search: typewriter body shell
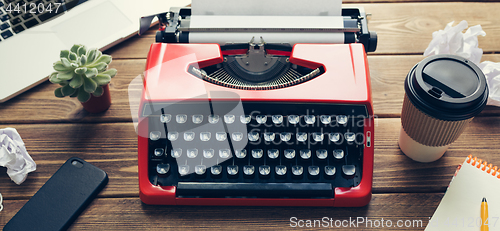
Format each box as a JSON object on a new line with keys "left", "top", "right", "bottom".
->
{"left": 138, "top": 6, "right": 376, "bottom": 207}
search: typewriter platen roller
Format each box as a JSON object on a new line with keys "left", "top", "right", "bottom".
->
{"left": 138, "top": 0, "right": 376, "bottom": 207}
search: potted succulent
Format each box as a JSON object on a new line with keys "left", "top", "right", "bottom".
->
{"left": 49, "top": 44, "right": 117, "bottom": 113}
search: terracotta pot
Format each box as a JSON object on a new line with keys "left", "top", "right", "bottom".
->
{"left": 81, "top": 84, "right": 111, "bottom": 113}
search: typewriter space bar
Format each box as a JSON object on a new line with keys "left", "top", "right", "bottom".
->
{"left": 177, "top": 182, "right": 334, "bottom": 198}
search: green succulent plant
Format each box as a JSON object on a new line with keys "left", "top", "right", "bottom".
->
{"left": 49, "top": 44, "right": 117, "bottom": 103}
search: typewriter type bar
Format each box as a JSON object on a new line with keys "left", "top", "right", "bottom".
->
{"left": 137, "top": 42, "right": 375, "bottom": 207}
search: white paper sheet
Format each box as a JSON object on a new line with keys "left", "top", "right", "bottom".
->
{"left": 425, "top": 158, "right": 500, "bottom": 230}
{"left": 191, "top": 0, "right": 342, "bottom": 16}
{"left": 188, "top": 32, "right": 344, "bottom": 45}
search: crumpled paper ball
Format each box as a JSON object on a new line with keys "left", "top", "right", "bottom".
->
{"left": 479, "top": 61, "right": 500, "bottom": 107}
{"left": 0, "top": 128, "right": 36, "bottom": 185}
{"left": 424, "top": 20, "right": 500, "bottom": 106}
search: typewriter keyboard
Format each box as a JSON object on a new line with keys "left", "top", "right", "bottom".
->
{"left": 145, "top": 102, "right": 368, "bottom": 198}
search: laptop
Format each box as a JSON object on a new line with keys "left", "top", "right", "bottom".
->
{"left": 0, "top": 0, "right": 190, "bottom": 103}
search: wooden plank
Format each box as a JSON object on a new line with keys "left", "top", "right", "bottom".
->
{"left": 361, "top": 2, "right": 500, "bottom": 54}
{"left": 1, "top": 117, "right": 499, "bottom": 198}
{"left": 105, "top": 2, "right": 500, "bottom": 59}
{"left": 0, "top": 59, "right": 146, "bottom": 124}
{"left": 369, "top": 54, "right": 500, "bottom": 117}
{"left": 0, "top": 193, "right": 441, "bottom": 230}
{"left": 0, "top": 123, "right": 139, "bottom": 199}
{"left": 2, "top": 54, "right": 500, "bottom": 123}
{"left": 371, "top": 116, "right": 500, "bottom": 193}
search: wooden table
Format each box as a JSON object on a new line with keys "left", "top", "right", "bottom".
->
{"left": 1, "top": 1, "right": 500, "bottom": 230}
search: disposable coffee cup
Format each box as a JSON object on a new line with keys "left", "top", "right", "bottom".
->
{"left": 399, "top": 54, "right": 488, "bottom": 162}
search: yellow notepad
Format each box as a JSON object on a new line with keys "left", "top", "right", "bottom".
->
{"left": 426, "top": 155, "right": 500, "bottom": 231}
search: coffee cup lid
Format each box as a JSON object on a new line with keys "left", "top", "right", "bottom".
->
{"left": 405, "top": 54, "right": 488, "bottom": 121}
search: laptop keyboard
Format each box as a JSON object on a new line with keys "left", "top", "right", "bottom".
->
{"left": 0, "top": 0, "right": 87, "bottom": 41}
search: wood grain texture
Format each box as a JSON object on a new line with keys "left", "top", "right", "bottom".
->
{"left": 104, "top": 2, "right": 500, "bottom": 59}
{"left": 2, "top": 2, "right": 500, "bottom": 230}
{"left": 2, "top": 54, "right": 500, "bottom": 124}
{"left": 361, "top": 3, "right": 500, "bottom": 54}
{"left": 0, "top": 193, "right": 441, "bottom": 230}
{"left": 1, "top": 117, "right": 498, "bottom": 199}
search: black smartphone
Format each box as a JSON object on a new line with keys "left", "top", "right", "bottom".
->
{"left": 4, "top": 157, "right": 108, "bottom": 231}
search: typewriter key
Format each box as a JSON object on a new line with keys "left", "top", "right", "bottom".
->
{"left": 203, "top": 149, "right": 214, "bottom": 159}
{"left": 316, "top": 149, "right": 328, "bottom": 160}
{"left": 240, "top": 115, "right": 251, "bottom": 124}
{"left": 178, "top": 165, "right": 190, "bottom": 176}
{"left": 252, "top": 149, "right": 263, "bottom": 159}
{"left": 224, "top": 114, "right": 235, "bottom": 124}
{"left": 312, "top": 132, "right": 324, "bottom": 142}
{"left": 232, "top": 132, "right": 244, "bottom": 142}
{"left": 243, "top": 165, "right": 255, "bottom": 177}
{"left": 300, "top": 149, "right": 311, "bottom": 160}
{"left": 160, "top": 114, "right": 171, "bottom": 123}
{"left": 284, "top": 149, "right": 295, "bottom": 159}
{"left": 268, "top": 149, "right": 279, "bottom": 159}
{"left": 288, "top": 115, "right": 299, "bottom": 125}
{"left": 176, "top": 114, "right": 187, "bottom": 123}
{"left": 195, "top": 165, "right": 207, "bottom": 176}
{"left": 259, "top": 165, "right": 271, "bottom": 178}
{"left": 167, "top": 132, "right": 179, "bottom": 141}
{"left": 308, "top": 166, "right": 320, "bottom": 179}
{"left": 227, "top": 165, "right": 239, "bottom": 177}
{"left": 324, "top": 166, "right": 336, "bottom": 179}
{"left": 216, "top": 132, "right": 227, "bottom": 141}
{"left": 248, "top": 132, "right": 259, "bottom": 142}
{"left": 208, "top": 114, "right": 220, "bottom": 124}
{"left": 304, "top": 115, "right": 315, "bottom": 124}
{"left": 342, "top": 165, "right": 356, "bottom": 179}
{"left": 263, "top": 132, "right": 275, "bottom": 142}
{"left": 156, "top": 163, "right": 170, "bottom": 176}
{"left": 211, "top": 165, "right": 223, "bottom": 178}
{"left": 187, "top": 149, "right": 198, "bottom": 158}
{"left": 200, "top": 132, "right": 211, "bottom": 142}
{"left": 219, "top": 149, "right": 231, "bottom": 159}
{"left": 329, "top": 132, "right": 341, "bottom": 142}
{"left": 275, "top": 165, "right": 287, "bottom": 178}
{"left": 235, "top": 149, "right": 247, "bottom": 159}
{"left": 171, "top": 148, "right": 182, "bottom": 158}
{"left": 280, "top": 132, "right": 292, "bottom": 142}
{"left": 296, "top": 132, "right": 307, "bottom": 142}
{"left": 336, "top": 115, "right": 348, "bottom": 125}
{"left": 292, "top": 165, "right": 304, "bottom": 178}
{"left": 345, "top": 132, "right": 356, "bottom": 142}
{"left": 320, "top": 115, "right": 331, "bottom": 124}
{"left": 192, "top": 115, "right": 203, "bottom": 124}
{"left": 272, "top": 115, "right": 283, "bottom": 124}
{"left": 333, "top": 149, "right": 344, "bottom": 160}
{"left": 149, "top": 131, "right": 161, "bottom": 141}
{"left": 153, "top": 148, "right": 164, "bottom": 158}
{"left": 256, "top": 115, "right": 267, "bottom": 124}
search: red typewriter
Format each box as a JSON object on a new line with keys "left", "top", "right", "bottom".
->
{"left": 137, "top": 2, "right": 377, "bottom": 207}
